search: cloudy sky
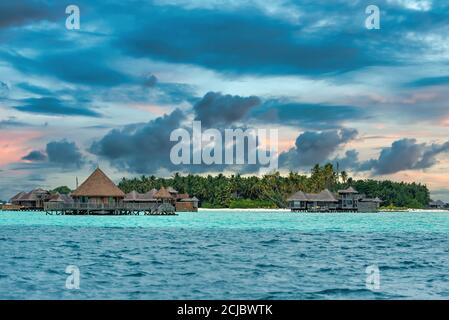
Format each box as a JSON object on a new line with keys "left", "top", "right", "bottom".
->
{"left": 1, "top": 0, "right": 449, "bottom": 200}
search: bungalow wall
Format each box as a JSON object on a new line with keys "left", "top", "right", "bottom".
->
{"left": 358, "top": 201, "right": 380, "bottom": 212}
{"left": 288, "top": 200, "right": 307, "bottom": 209}
{"left": 73, "top": 196, "right": 123, "bottom": 206}
{"left": 339, "top": 193, "right": 359, "bottom": 210}
{"left": 175, "top": 202, "right": 197, "bottom": 212}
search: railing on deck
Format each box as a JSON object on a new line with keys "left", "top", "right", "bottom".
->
{"left": 44, "top": 202, "right": 160, "bottom": 211}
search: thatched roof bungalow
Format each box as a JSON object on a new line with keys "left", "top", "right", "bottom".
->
{"left": 48, "top": 193, "right": 73, "bottom": 203}
{"left": 10, "top": 188, "right": 51, "bottom": 209}
{"left": 124, "top": 190, "right": 157, "bottom": 203}
{"left": 154, "top": 187, "right": 173, "bottom": 203}
{"left": 71, "top": 168, "right": 125, "bottom": 205}
{"left": 337, "top": 186, "right": 358, "bottom": 194}
{"left": 287, "top": 189, "right": 338, "bottom": 211}
{"left": 288, "top": 187, "right": 382, "bottom": 212}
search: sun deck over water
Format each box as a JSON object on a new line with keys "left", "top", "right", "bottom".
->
{"left": 44, "top": 202, "right": 176, "bottom": 215}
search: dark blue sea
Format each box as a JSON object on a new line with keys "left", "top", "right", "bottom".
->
{"left": 1, "top": 210, "right": 449, "bottom": 299}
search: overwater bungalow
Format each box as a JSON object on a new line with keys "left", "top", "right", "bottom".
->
{"left": 177, "top": 196, "right": 199, "bottom": 212}
{"left": 71, "top": 168, "right": 125, "bottom": 207}
{"left": 44, "top": 168, "right": 175, "bottom": 215}
{"left": 154, "top": 187, "right": 173, "bottom": 203}
{"left": 428, "top": 200, "right": 447, "bottom": 209}
{"left": 10, "top": 188, "right": 51, "bottom": 210}
{"left": 287, "top": 189, "right": 338, "bottom": 212}
{"left": 124, "top": 190, "right": 157, "bottom": 203}
{"left": 338, "top": 186, "right": 359, "bottom": 210}
{"left": 358, "top": 197, "right": 382, "bottom": 212}
{"left": 287, "top": 187, "right": 382, "bottom": 212}
{"left": 47, "top": 193, "right": 73, "bottom": 204}
{"left": 124, "top": 187, "right": 198, "bottom": 212}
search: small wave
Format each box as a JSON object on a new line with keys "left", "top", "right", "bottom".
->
{"left": 124, "top": 271, "right": 148, "bottom": 277}
{"left": 259, "top": 239, "right": 279, "bottom": 245}
{"left": 255, "top": 263, "right": 284, "bottom": 269}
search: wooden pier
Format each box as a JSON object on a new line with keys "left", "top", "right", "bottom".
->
{"left": 44, "top": 202, "right": 176, "bottom": 215}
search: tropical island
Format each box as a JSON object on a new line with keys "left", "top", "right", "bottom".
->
{"left": 2, "top": 164, "right": 438, "bottom": 213}
{"left": 117, "top": 163, "right": 431, "bottom": 210}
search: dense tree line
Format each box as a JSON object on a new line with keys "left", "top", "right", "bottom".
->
{"left": 117, "top": 164, "right": 431, "bottom": 208}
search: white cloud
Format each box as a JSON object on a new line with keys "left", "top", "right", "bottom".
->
{"left": 387, "top": 0, "right": 432, "bottom": 11}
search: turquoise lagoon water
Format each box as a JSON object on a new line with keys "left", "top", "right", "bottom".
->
{"left": 1, "top": 210, "right": 449, "bottom": 299}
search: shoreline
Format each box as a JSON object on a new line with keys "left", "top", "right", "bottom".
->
{"left": 198, "top": 208, "right": 291, "bottom": 212}
{"left": 199, "top": 208, "right": 449, "bottom": 213}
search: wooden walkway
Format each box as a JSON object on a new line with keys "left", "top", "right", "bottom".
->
{"left": 44, "top": 202, "right": 177, "bottom": 215}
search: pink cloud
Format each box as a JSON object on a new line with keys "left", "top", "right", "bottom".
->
{"left": 0, "top": 131, "right": 42, "bottom": 167}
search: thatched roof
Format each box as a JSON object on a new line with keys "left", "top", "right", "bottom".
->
{"left": 287, "top": 189, "right": 338, "bottom": 202}
{"left": 429, "top": 200, "right": 445, "bottom": 206}
{"left": 167, "top": 186, "right": 178, "bottom": 194}
{"left": 71, "top": 168, "right": 125, "bottom": 197}
{"left": 360, "top": 197, "right": 382, "bottom": 203}
{"left": 154, "top": 187, "right": 172, "bottom": 199}
{"left": 287, "top": 191, "right": 308, "bottom": 201}
{"left": 338, "top": 186, "right": 358, "bottom": 194}
{"left": 177, "top": 193, "right": 190, "bottom": 200}
{"left": 10, "top": 191, "right": 26, "bottom": 202}
{"left": 305, "top": 189, "right": 337, "bottom": 202}
{"left": 13, "top": 189, "right": 50, "bottom": 201}
{"left": 124, "top": 190, "right": 139, "bottom": 201}
{"left": 181, "top": 196, "right": 199, "bottom": 202}
{"left": 124, "top": 190, "right": 156, "bottom": 202}
{"left": 48, "top": 193, "right": 73, "bottom": 203}
{"left": 146, "top": 188, "right": 158, "bottom": 197}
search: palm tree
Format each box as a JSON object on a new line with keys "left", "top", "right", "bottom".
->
{"left": 340, "top": 171, "right": 348, "bottom": 184}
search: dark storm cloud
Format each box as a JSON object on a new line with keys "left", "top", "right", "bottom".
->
{"left": 279, "top": 128, "right": 358, "bottom": 170}
{"left": 0, "top": 1, "right": 58, "bottom": 28}
{"left": 46, "top": 140, "right": 85, "bottom": 169}
{"left": 194, "top": 92, "right": 261, "bottom": 127}
{"left": 22, "top": 150, "right": 47, "bottom": 162}
{"left": 333, "top": 149, "right": 361, "bottom": 171}
{"left": 407, "top": 75, "right": 449, "bottom": 87}
{"left": 14, "top": 97, "right": 101, "bottom": 117}
{"left": 89, "top": 109, "right": 271, "bottom": 174}
{"left": 0, "top": 48, "right": 131, "bottom": 87}
{"left": 19, "top": 140, "right": 85, "bottom": 170}
{"left": 320, "top": 138, "right": 449, "bottom": 175}
{"left": 2, "top": 0, "right": 449, "bottom": 82}
{"left": 90, "top": 109, "right": 187, "bottom": 173}
{"left": 16, "top": 82, "right": 54, "bottom": 96}
{"left": 251, "top": 100, "right": 366, "bottom": 129}
{"left": 143, "top": 74, "right": 158, "bottom": 88}
{"left": 117, "top": 3, "right": 386, "bottom": 76}
{"left": 359, "top": 139, "right": 449, "bottom": 175}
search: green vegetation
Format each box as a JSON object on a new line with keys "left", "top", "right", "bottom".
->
{"left": 51, "top": 186, "right": 72, "bottom": 194}
{"left": 379, "top": 204, "right": 409, "bottom": 211}
{"left": 118, "top": 163, "right": 430, "bottom": 209}
{"left": 229, "top": 199, "right": 278, "bottom": 209}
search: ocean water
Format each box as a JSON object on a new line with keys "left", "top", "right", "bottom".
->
{"left": 1, "top": 210, "right": 449, "bottom": 299}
